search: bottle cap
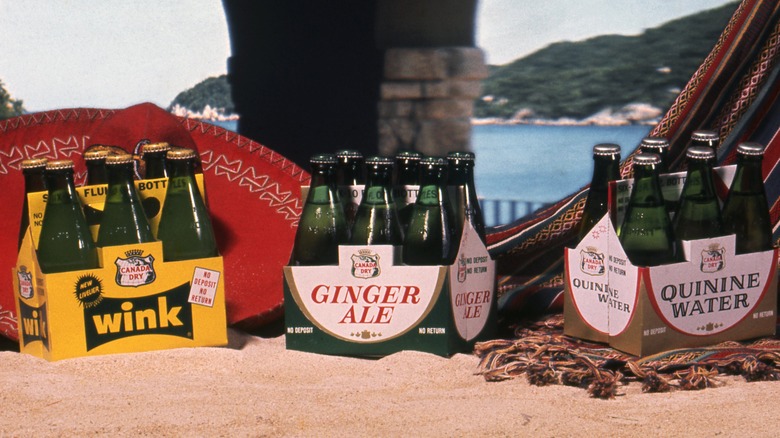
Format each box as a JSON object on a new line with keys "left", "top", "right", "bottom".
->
{"left": 420, "top": 156, "right": 448, "bottom": 167}
{"left": 309, "top": 153, "right": 337, "bottom": 165}
{"left": 691, "top": 130, "right": 718, "bottom": 143}
{"left": 142, "top": 142, "right": 171, "bottom": 155}
{"left": 335, "top": 150, "right": 363, "bottom": 159}
{"left": 686, "top": 146, "right": 716, "bottom": 160}
{"left": 46, "top": 159, "right": 75, "bottom": 170}
{"left": 447, "top": 151, "right": 476, "bottom": 161}
{"left": 365, "top": 156, "right": 394, "bottom": 166}
{"left": 83, "top": 149, "right": 110, "bottom": 161}
{"left": 21, "top": 158, "right": 48, "bottom": 169}
{"left": 166, "top": 148, "right": 198, "bottom": 160}
{"left": 639, "top": 137, "right": 669, "bottom": 151}
{"left": 737, "top": 142, "right": 765, "bottom": 156}
{"left": 593, "top": 143, "right": 621, "bottom": 157}
{"left": 395, "top": 150, "right": 422, "bottom": 161}
{"left": 632, "top": 153, "right": 661, "bottom": 166}
{"left": 105, "top": 153, "right": 135, "bottom": 165}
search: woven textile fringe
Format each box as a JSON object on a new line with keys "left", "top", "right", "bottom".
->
{"left": 473, "top": 314, "right": 780, "bottom": 399}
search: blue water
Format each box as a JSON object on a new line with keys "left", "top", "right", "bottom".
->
{"left": 472, "top": 124, "right": 650, "bottom": 202}
{"left": 208, "top": 120, "right": 651, "bottom": 224}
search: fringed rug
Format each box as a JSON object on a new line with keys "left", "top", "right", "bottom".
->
{"left": 474, "top": 314, "right": 780, "bottom": 399}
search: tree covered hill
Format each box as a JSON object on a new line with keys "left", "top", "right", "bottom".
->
{"left": 0, "top": 80, "right": 25, "bottom": 120}
{"left": 476, "top": 2, "right": 739, "bottom": 120}
{"left": 169, "top": 74, "right": 234, "bottom": 116}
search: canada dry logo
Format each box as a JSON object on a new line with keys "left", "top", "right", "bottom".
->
{"left": 17, "top": 265, "right": 33, "bottom": 299}
{"left": 351, "top": 249, "right": 381, "bottom": 279}
{"left": 700, "top": 244, "right": 725, "bottom": 273}
{"left": 457, "top": 253, "right": 468, "bottom": 283}
{"left": 114, "top": 249, "right": 156, "bottom": 287}
{"left": 579, "top": 247, "right": 606, "bottom": 276}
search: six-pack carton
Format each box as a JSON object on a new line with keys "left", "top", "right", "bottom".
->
{"left": 564, "top": 165, "right": 777, "bottom": 356}
{"left": 284, "top": 185, "right": 496, "bottom": 357}
{"left": 12, "top": 175, "right": 227, "bottom": 361}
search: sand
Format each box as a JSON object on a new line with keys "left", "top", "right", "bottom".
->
{"left": 1, "top": 328, "right": 779, "bottom": 437}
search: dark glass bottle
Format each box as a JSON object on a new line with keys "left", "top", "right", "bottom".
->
{"left": 156, "top": 148, "right": 218, "bottom": 261}
{"left": 447, "top": 151, "right": 486, "bottom": 246}
{"left": 394, "top": 150, "right": 422, "bottom": 233}
{"left": 619, "top": 153, "right": 677, "bottom": 266}
{"left": 673, "top": 146, "right": 724, "bottom": 242}
{"left": 690, "top": 130, "right": 719, "bottom": 152}
{"left": 403, "top": 157, "right": 455, "bottom": 266}
{"left": 97, "top": 153, "right": 155, "bottom": 247}
{"left": 335, "top": 150, "right": 365, "bottom": 228}
{"left": 291, "top": 154, "right": 350, "bottom": 265}
{"left": 350, "top": 156, "right": 404, "bottom": 246}
{"left": 722, "top": 142, "right": 773, "bottom": 254}
{"left": 37, "top": 160, "right": 99, "bottom": 273}
{"left": 142, "top": 142, "right": 170, "bottom": 179}
{"left": 84, "top": 149, "right": 109, "bottom": 185}
{"left": 18, "top": 158, "right": 48, "bottom": 250}
{"left": 578, "top": 144, "right": 620, "bottom": 242}
{"left": 639, "top": 137, "right": 670, "bottom": 173}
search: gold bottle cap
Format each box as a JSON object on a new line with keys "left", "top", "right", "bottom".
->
{"left": 46, "top": 159, "right": 75, "bottom": 170}
{"left": 166, "top": 147, "right": 197, "bottom": 160}
{"left": 84, "top": 149, "right": 110, "bottom": 161}
{"left": 142, "top": 142, "right": 171, "bottom": 154}
{"left": 21, "top": 158, "right": 48, "bottom": 169}
{"left": 105, "top": 153, "right": 134, "bottom": 165}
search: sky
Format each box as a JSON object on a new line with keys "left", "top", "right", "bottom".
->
{"left": 1, "top": 0, "right": 737, "bottom": 112}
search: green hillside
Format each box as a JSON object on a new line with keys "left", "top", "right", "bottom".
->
{"left": 169, "top": 75, "right": 234, "bottom": 115}
{"left": 476, "top": 2, "right": 739, "bottom": 120}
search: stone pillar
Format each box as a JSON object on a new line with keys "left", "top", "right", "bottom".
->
{"left": 378, "top": 47, "right": 488, "bottom": 157}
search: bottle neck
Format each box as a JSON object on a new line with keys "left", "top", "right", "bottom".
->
{"left": 682, "top": 160, "right": 717, "bottom": 198}
{"left": 144, "top": 152, "right": 167, "bottom": 178}
{"left": 168, "top": 159, "right": 196, "bottom": 179}
{"left": 308, "top": 164, "right": 339, "bottom": 203}
{"left": 418, "top": 167, "right": 448, "bottom": 206}
{"left": 731, "top": 155, "right": 765, "bottom": 195}
{"left": 591, "top": 156, "right": 619, "bottom": 191}
{"left": 107, "top": 163, "right": 137, "bottom": 190}
{"left": 395, "top": 163, "right": 419, "bottom": 186}
{"left": 24, "top": 168, "right": 47, "bottom": 193}
{"left": 631, "top": 165, "right": 663, "bottom": 200}
{"left": 86, "top": 160, "right": 108, "bottom": 185}
{"left": 46, "top": 169, "right": 79, "bottom": 203}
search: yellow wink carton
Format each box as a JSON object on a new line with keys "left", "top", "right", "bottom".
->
{"left": 12, "top": 175, "right": 227, "bottom": 361}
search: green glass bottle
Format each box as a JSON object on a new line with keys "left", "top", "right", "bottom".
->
{"left": 403, "top": 157, "right": 455, "bottom": 266}
{"left": 84, "top": 149, "right": 109, "bottom": 185}
{"left": 37, "top": 159, "right": 100, "bottom": 273}
{"left": 578, "top": 144, "right": 620, "bottom": 242}
{"left": 722, "top": 142, "right": 773, "bottom": 254}
{"left": 291, "top": 154, "right": 350, "bottom": 265}
{"left": 142, "top": 142, "right": 170, "bottom": 179}
{"left": 156, "top": 148, "right": 218, "bottom": 261}
{"left": 639, "top": 137, "right": 670, "bottom": 173}
{"left": 18, "top": 158, "right": 48, "bottom": 250}
{"left": 619, "top": 153, "right": 678, "bottom": 266}
{"left": 97, "top": 153, "right": 155, "bottom": 247}
{"left": 690, "top": 130, "right": 719, "bottom": 152}
{"left": 673, "top": 146, "right": 724, "bottom": 242}
{"left": 393, "top": 150, "right": 422, "bottom": 233}
{"left": 447, "top": 151, "right": 486, "bottom": 246}
{"left": 335, "top": 149, "right": 365, "bottom": 228}
{"left": 350, "top": 156, "right": 404, "bottom": 246}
